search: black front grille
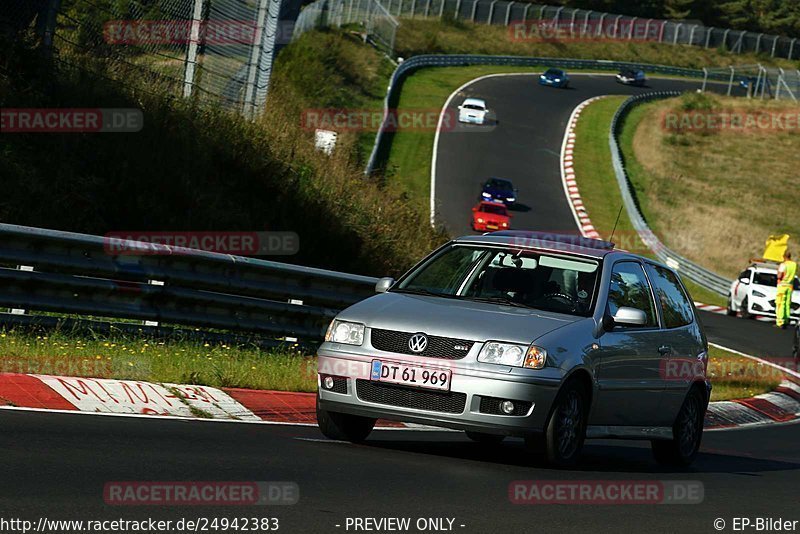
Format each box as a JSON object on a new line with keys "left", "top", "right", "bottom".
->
{"left": 356, "top": 380, "right": 466, "bottom": 414}
{"left": 479, "top": 396, "right": 532, "bottom": 416}
{"left": 370, "top": 328, "right": 473, "bottom": 359}
{"left": 320, "top": 375, "right": 348, "bottom": 394}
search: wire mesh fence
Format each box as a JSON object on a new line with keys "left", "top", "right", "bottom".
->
{"left": 703, "top": 65, "right": 800, "bottom": 101}
{"left": 295, "top": 0, "right": 799, "bottom": 61}
{"left": 3, "top": 0, "right": 285, "bottom": 117}
{"left": 293, "top": 0, "right": 399, "bottom": 53}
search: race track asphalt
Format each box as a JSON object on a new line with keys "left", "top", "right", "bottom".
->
{"left": 0, "top": 410, "right": 797, "bottom": 533}
{"left": 433, "top": 73, "right": 794, "bottom": 360}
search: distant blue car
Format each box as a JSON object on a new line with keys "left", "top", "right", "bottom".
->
{"left": 480, "top": 177, "right": 517, "bottom": 206}
{"left": 539, "top": 68, "right": 569, "bottom": 88}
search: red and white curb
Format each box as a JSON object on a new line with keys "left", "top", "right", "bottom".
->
{"left": 0, "top": 373, "right": 417, "bottom": 429}
{"left": 693, "top": 301, "right": 775, "bottom": 323}
{"left": 560, "top": 96, "right": 607, "bottom": 241}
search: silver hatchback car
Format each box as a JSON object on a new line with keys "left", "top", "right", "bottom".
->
{"left": 316, "top": 232, "right": 711, "bottom": 467}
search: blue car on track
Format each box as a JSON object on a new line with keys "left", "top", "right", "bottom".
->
{"left": 539, "top": 68, "right": 569, "bottom": 88}
{"left": 481, "top": 177, "right": 517, "bottom": 206}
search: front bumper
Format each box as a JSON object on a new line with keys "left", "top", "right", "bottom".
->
{"left": 316, "top": 348, "right": 561, "bottom": 437}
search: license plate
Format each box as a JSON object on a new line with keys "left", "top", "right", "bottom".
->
{"left": 370, "top": 360, "right": 452, "bottom": 391}
{"left": 486, "top": 224, "right": 498, "bottom": 230}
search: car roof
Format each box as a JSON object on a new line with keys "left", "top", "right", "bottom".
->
{"left": 486, "top": 177, "right": 513, "bottom": 185}
{"left": 545, "top": 68, "right": 564, "bottom": 73}
{"left": 749, "top": 261, "right": 778, "bottom": 272}
{"left": 462, "top": 98, "right": 486, "bottom": 106}
{"left": 454, "top": 231, "right": 617, "bottom": 258}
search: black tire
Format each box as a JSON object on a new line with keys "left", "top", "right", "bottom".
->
{"left": 740, "top": 297, "right": 752, "bottom": 319}
{"left": 534, "top": 380, "right": 588, "bottom": 467}
{"left": 726, "top": 298, "right": 737, "bottom": 316}
{"left": 316, "top": 396, "right": 375, "bottom": 443}
{"left": 651, "top": 387, "right": 705, "bottom": 467}
{"left": 465, "top": 431, "right": 505, "bottom": 445}
{"left": 792, "top": 326, "right": 799, "bottom": 361}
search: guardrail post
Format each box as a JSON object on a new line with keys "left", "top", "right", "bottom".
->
{"left": 701, "top": 67, "right": 708, "bottom": 92}
{"left": 143, "top": 280, "right": 165, "bottom": 326}
{"left": 9, "top": 265, "right": 34, "bottom": 315}
{"left": 505, "top": 2, "right": 514, "bottom": 26}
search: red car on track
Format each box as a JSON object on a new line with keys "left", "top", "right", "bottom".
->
{"left": 471, "top": 201, "right": 511, "bottom": 232}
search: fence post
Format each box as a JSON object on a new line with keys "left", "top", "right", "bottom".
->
{"left": 658, "top": 20, "right": 665, "bottom": 42}
{"left": 598, "top": 13, "right": 606, "bottom": 38}
{"left": 568, "top": 8, "right": 577, "bottom": 37}
{"left": 505, "top": 2, "right": 514, "bottom": 26}
{"left": 470, "top": 0, "right": 478, "bottom": 22}
{"left": 628, "top": 17, "right": 636, "bottom": 39}
{"left": 583, "top": 11, "right": 591, "bottom": 37}
{"left": 182, "top": 0, "right": 206, "bottom": 99}
{"left": 410, "top": 0, "right": 415, "bottom": 18}
{"left": 754, "top": 33, "right": 763, "bottom": 54}
{"left": 488, "top": 0, "right": 497, "bottom": 23}
{"left": 439, "top": 0, "right": 445, "bottom": 18}
{"left": 673, "top": 23, "right": 681, "bottom": 45}
{"left": 701, "top": 67, "right": 708, "bottom": 92}
{"left": 424, "top": 0, "right": 431, "bottom": 17}
{"left": 522, "top": 3, "right": 530, "bottom": 23}
{"left": 789, "top": 38, "right": 797, "bottom": 60}
{"left": 553, "top": 6, "right": 563, "bottom": 23}
{"left": 612, "top": 15, "right": 621, "bottom": 38}
{"left": 41, "top": 0, "right": 62, "bottom": 51}
{"left": 727, "top": 66, "right": 734, "bottom": 96}
{"left": 455, "top": 0, "right": 461, "bottom": 19}
{"left": 688, "top": 24, "right": 697, "bottom": 45}
{"left": 770, "top": 35, "right": 778, "bottom": 57}
{"left": 705, "top": 27, "right": 713, "bottom": 48}
{"left": 243, "top": 0, "right": 270, "bottom": 117}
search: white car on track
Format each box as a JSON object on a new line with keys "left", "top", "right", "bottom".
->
{"left": 727, "top": 261, "right": 800, "bottom": 320}
{"left": 457, "top": 98, "right": 488, "bottom": 125}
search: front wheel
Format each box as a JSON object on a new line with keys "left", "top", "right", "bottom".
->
{"left": 740, "top": 297, "right": 752, "bottom": 319}
{"left": 316, "top": 396, "right": 375, "bottom": 443}
{"left": 651, "top": 387, "right": 705, "bottom": 467}
{"left": 532, "top": 380, "right": 587, "bottom": 467}
{"left": 726, "top": 298, "right": 737, "bottom": 316}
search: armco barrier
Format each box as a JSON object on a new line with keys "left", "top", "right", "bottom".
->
{"left": 0, "top": 224, "right": 378, "bottom": 344}
{"left": 364, "top": 54, "right": 726, "bottom": 174}
{"left": 608, "top": 93, "right": 732, "bottom": 296}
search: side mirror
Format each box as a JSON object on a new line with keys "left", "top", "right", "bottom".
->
{"left": 605, "top": 306, "right": 648, "bottom": 329}
{"left": 375, "top": 277, "right": 395, "bottom": 294}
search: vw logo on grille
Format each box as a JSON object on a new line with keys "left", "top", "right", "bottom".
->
{"left": 408, "top": 333, "right": 428, "bottom": 353}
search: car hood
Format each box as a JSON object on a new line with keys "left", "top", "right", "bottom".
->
{"left": 484, "top": 187, "right": 513, "bottom": 197}
{"left": 474, "top": 211, "right": 509, "bottom": 222}
{"left": 336, "top": 292, "right": 583, "bottom": 345}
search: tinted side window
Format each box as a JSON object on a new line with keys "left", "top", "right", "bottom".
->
{"left": 607, "top": 262, "right": 658, "bottom": 327}
{"left": 647, "top": 265, "right": 694, "bottom": 328}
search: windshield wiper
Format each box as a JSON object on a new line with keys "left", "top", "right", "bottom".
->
{"left": 392, "top": 287, "right": 451, "bottom": 298}
{"left": 464, "top": 296, "right": 533, "bottom": 308}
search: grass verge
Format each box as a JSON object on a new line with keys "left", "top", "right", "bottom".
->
{"left": 570, "top": 96, "right": 727, "bottom": 306}
{"left": 708, "top": 345, "right": 782, "bottom": 402}
{"left": 621, "top": 92, "right": 800, "bottom": 280}
{"left": 0, "top": 328, "right": 316, "bottom": 392}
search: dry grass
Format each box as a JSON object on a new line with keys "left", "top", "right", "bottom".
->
{"left": 708, "top": 346, "right": 782, "bottom": 401}
{"left": 624, "top": 92, "right": 800, "bottom": 278}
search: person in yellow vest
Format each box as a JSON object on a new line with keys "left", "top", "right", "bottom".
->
{"left": 776, "top": 251, "right": 797, "bottom": 329}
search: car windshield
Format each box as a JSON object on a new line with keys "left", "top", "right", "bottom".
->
{"left": 481, "top": 204, "right": 507, "bottom": 215}
{"left": 488, "top": 179, "right": 513, "bottom": 191}
{"left": 754, "top": 272, "right": 778, "bottom": 286}
{"left": 463, "top": 104, "right": 484, "bottom": 110}
{"left": 394, "top": 245, "right": 600, "bottom": 316}
{"left": 545, "top": 69, "right": 563, "bottom": 77}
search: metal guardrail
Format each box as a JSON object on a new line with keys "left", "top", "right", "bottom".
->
{"left": 0, "top": 224, "right": 378, "bottom": 344}
{"left": 364, "top": 54, "right": 726, "bottom": 174}
{"left": 608, "top": 93, "right": 732, "bottom": 296}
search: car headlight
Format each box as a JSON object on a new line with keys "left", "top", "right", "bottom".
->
{"left": 481, "top": 192, "right": 491, "bottom": 197}
{"left": 506, "top": 197, "right": 515, "bottom": 202}
{"left": 325, "top": 320, "right": 365, "bottom": 346}
{"left": 478, "top": 342, "right": 547, "bottom": 369}
{"left": 553, "top": 78, "right": 560, "bottom": 82}
{"left": 752, "top": 290, "right": 767, "bottom": 298}
{"left": 477, "top": 218, "right": 485, "bottom": 223}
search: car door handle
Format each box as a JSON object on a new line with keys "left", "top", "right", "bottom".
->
{"left": 658, "top": 345, "right": 672, "bottom": 356}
